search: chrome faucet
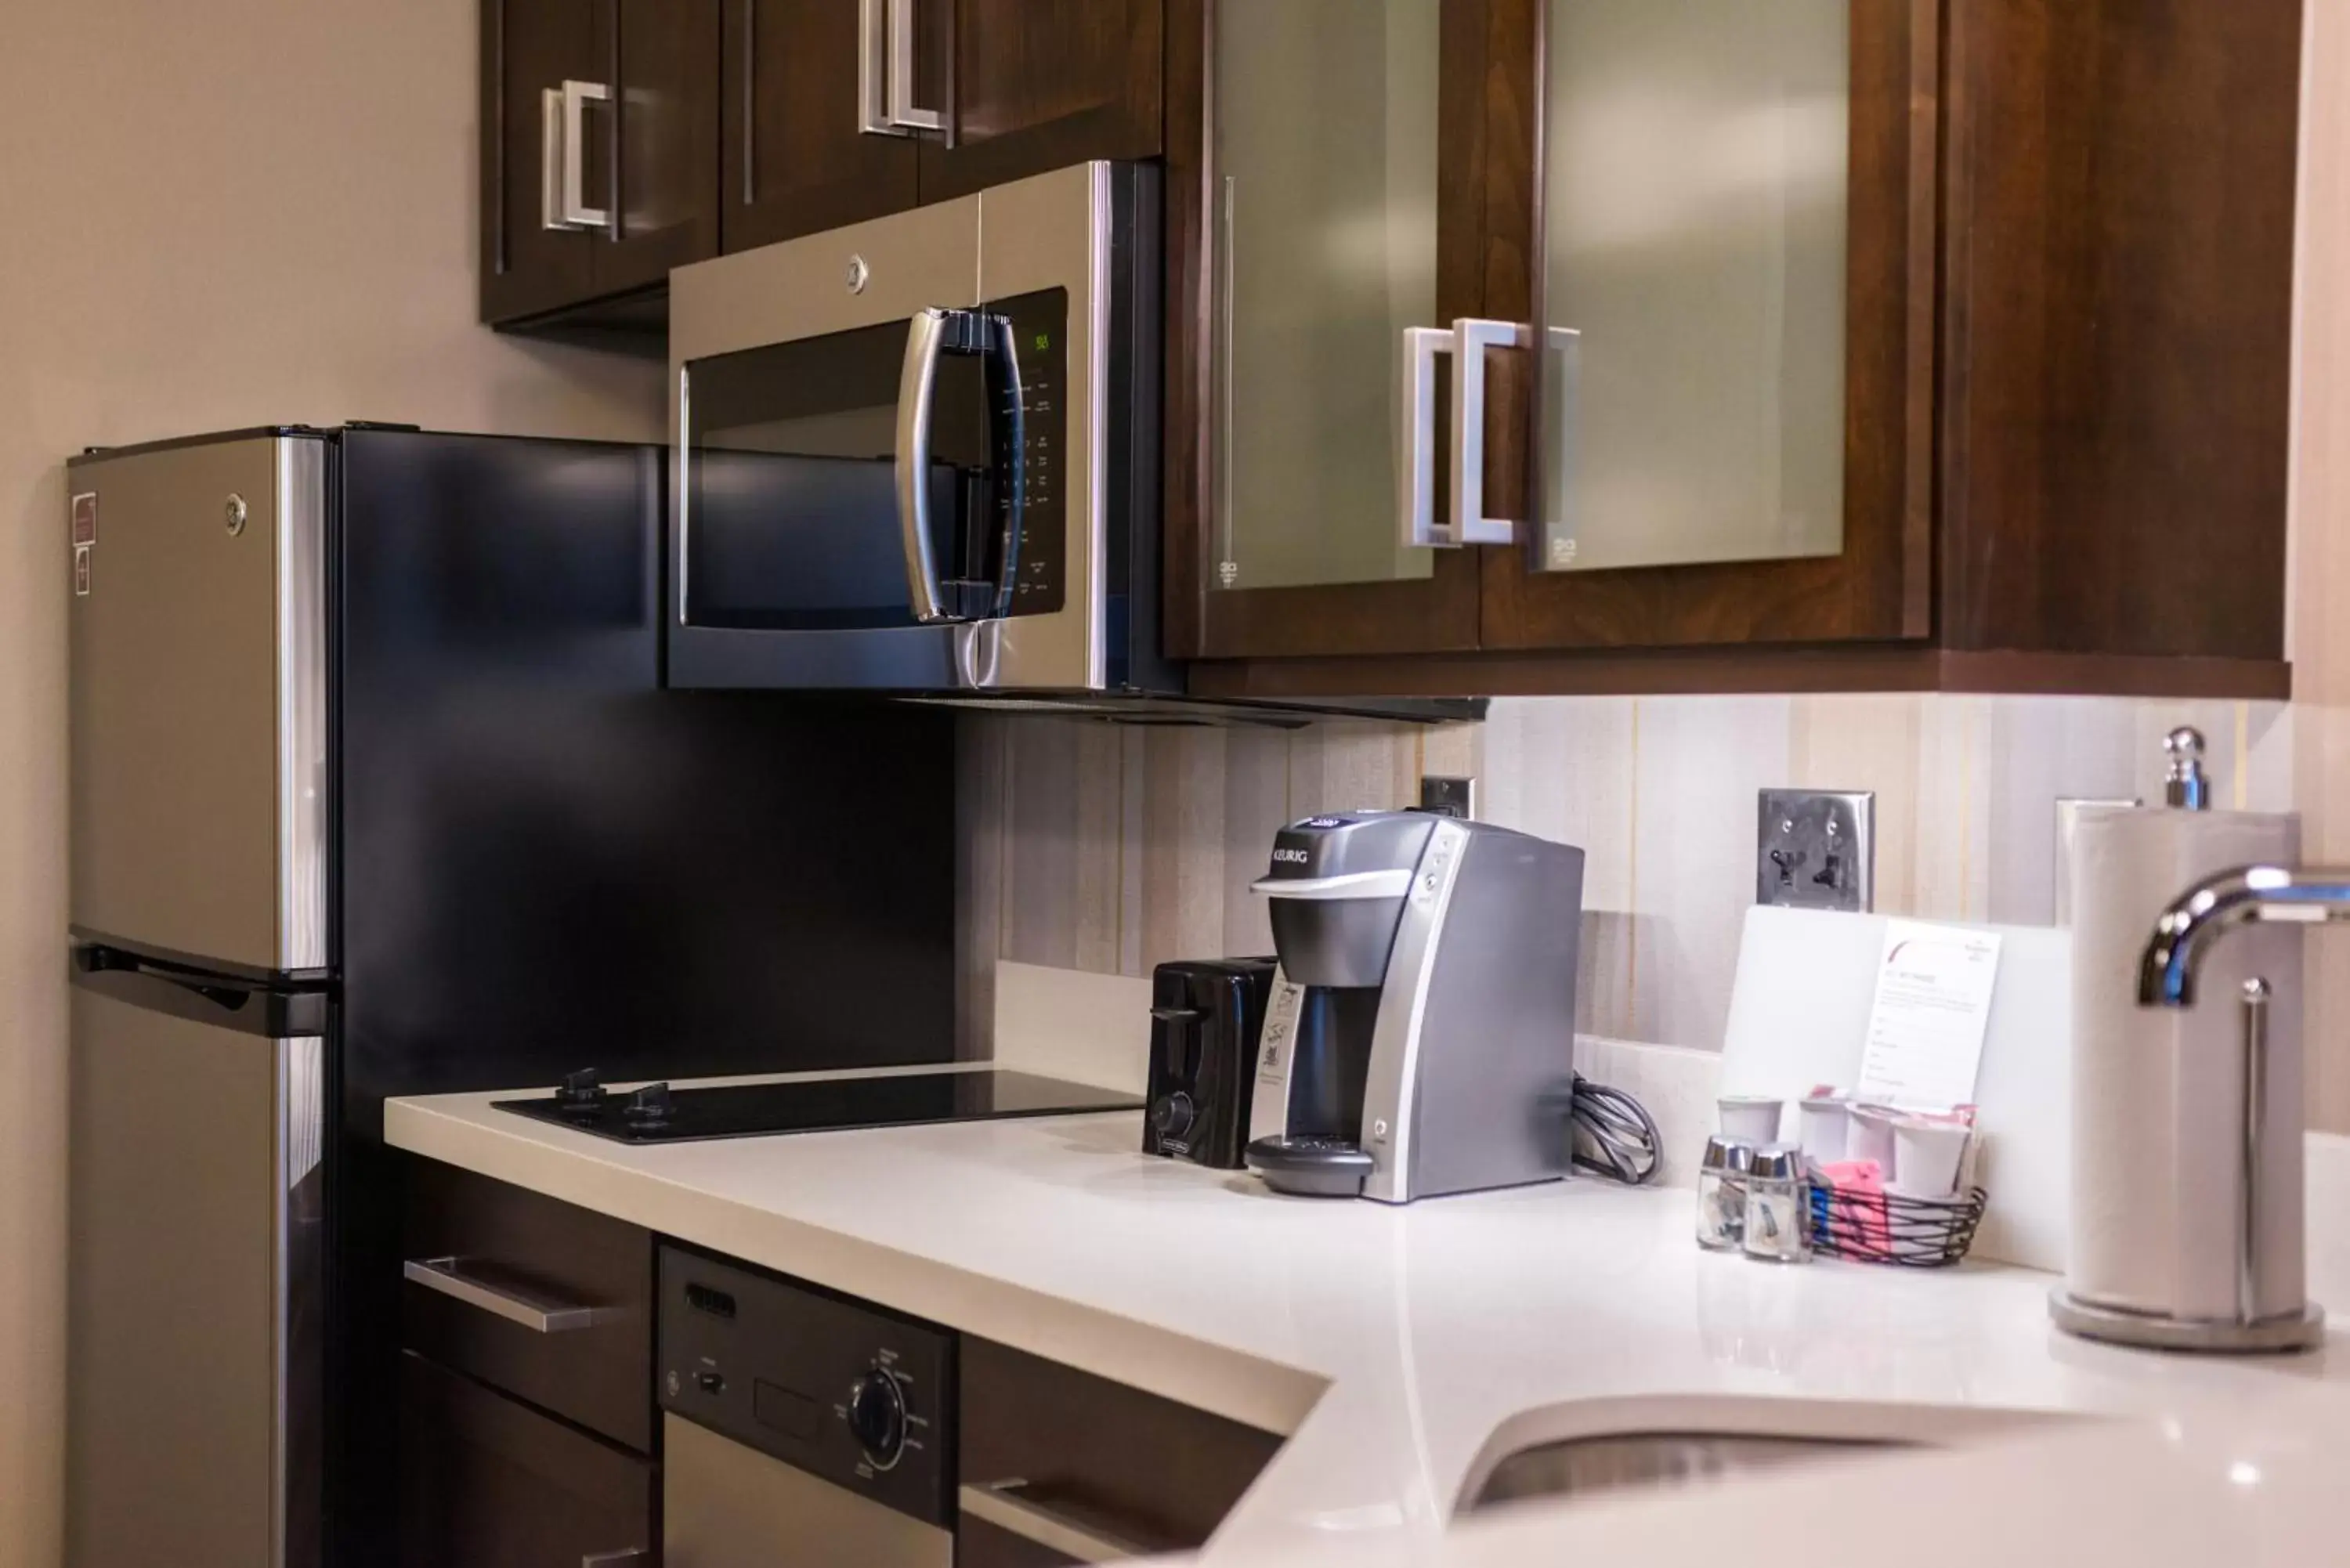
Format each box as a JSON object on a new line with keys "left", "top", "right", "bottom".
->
{"left": 2120, "top": 862, "right": 2335, "bottom": 1348}
{"left": 2138, "top": 864, "right": 2350, "bottom": 1006}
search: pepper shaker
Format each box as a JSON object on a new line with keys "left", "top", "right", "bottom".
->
{"left": 1744, "top": 1145, "right": 1811, "bottom": 1264}
{"left": 1696, "top": 1136, "right": 1755, "bottom": 1251}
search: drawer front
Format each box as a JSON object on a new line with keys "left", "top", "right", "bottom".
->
{"left": 399, "top": 1350, "right": 656, "bottom": 1568}
{"left": 956, "top": 1513, "right": 1079, "bottom": 1568}
{"left": 959, "top": 1340, "right": 1283, "bottom": 1555}
{"left": 402, "top": 1155, "right": 654, "bottom": 1451}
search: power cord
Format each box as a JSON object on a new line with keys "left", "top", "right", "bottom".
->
{"left": 1567, "top": 1072, "right": 1662, "bottom": 1185}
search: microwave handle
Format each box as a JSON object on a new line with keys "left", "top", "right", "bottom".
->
{"left": 896, "top": 307, "right": 953, "bottom": 625}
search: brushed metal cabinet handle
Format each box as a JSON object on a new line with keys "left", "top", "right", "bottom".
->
{"left": 859, "top": 0, "right": 942, "bottom": 137}
{"left": 540, "top": 86, "right": 567, "bottom": 231}
{"left": 959, "top": 1480, "right": 1146, "bottom": 1563}
{"left": 580, "top": 1552, "right": 652, "bottom": 1567}
{"left": 888, "top": 0, "right": 944, "bottom": 133}
{"left": 858, "top": 0, "right": 894, "bottom": 134}
{"left": 402, "top": 1256, "right": 615, "bottom": 1333}
{"left": 1448, "top": 316, "right": 1528, "bottom": 547}
{"left": 1397, "top": 325, "right": 1452, "bottom": 548}
{"left": 559, "top": 79, "right": 613, "bottom": 229}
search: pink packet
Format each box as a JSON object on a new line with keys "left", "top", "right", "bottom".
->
{"left": 1817, "top": 1159, "right": 1893, "bottom": 1259}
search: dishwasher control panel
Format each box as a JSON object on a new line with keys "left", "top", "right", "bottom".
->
{"left": 659, "top": 1245, "right": 956, "bottom": 1526}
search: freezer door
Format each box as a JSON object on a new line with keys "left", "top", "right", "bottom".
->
{"left": 68, "top": 433, "right": 328, "bottom": 975}
{"left": 66, "top": 961, "right": 324, "bottom": 1568}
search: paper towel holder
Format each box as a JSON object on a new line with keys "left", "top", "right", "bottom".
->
{"left": 2052, "top": 863, "right": 2330, "bottom": 1353}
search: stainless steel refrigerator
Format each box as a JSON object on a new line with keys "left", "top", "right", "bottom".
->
{"left": 65, "top": 426, "right": 960, "bottom": 1568}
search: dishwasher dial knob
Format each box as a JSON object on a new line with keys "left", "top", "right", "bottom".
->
{"left": 1150, "top": 1092, "right": 1195, "bottom": 1140}
{"left": 846, "top": 1367, "right": 907, "bottom": 1469}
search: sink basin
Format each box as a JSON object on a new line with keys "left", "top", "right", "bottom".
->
{"left": 1459, "top": 1398, "right": 2078, "bottom": 1515}
{"left": 1470, "top": 1430, "right": 1905, "bottom": 1510}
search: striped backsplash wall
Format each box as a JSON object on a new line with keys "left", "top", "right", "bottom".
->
{"left": 960, "top": 695, "right": 2292, "bottom": 1060}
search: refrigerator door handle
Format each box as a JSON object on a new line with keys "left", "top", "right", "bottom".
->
{"left": 70, "top": 945, "right": 329, "bottom": 1038}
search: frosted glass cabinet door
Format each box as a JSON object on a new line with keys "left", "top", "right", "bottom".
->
{"left": 1209, "top": 0, "right": 1443, "bottom": 594}
{"left": 1536, "top": 0, "right": 1852, "bottom": 574}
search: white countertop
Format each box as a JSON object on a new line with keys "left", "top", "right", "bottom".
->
{"left": 386, "top": 1068, "right": 2350, "bottom": 1566}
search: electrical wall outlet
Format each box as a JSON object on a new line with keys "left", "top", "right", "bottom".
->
{"left": 1419, "top": 775, "right": 1477, "bottom": 819}
{"left": 1756, "top": 789, "right": 1875, "bottom": 912}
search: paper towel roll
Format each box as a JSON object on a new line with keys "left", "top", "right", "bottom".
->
{"left": 2067, "top": 807, "right": 2305, "bottom": 1322}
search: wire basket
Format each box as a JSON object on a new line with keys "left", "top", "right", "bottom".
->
{"left": 1809, "top": 1180, "right": 1987, "bottom": 1267}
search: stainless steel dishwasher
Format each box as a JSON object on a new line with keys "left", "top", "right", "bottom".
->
{"left": 659, "top": 1247, "right": 954, "bottom": 1567}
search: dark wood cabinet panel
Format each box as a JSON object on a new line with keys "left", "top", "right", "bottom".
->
{"left": 956, "top": 1514, "right": 1081, "bottom": 1568}
{"left": 399, "top": 1352, "right": 656, "bottom": 1568}
{"left": 917, "top": 0, "right": 1164, "bottom": 202}
{"left": 598, "top": 0, "right": 722, "bottom": 296}
{"left": 401, "top": 1156, "right": 655, "bottom": 1454}
{"left": 1478, "top": 0, "right": 1936, "bottom": 653}
{"left": 1184, "top": 0, "right": 2298, "bottom": 697}
{"left": 721, "top": 0, "right": 921, "bottom": 252}
{"left": 960, "top": 1339, "right": 1282, "bottom": 1555}
{"left": 479, "top": 0, "right": 605, "bottom": 323}
{"left": 1936, "top": 0, "right": 2300, "bottom": 664}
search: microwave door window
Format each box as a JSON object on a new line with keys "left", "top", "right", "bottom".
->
{"left": 685, "top": 318, "right": 985, "bottom": 632}
{"left": 682, "top": 288, "right": 1069, "bottom": 634}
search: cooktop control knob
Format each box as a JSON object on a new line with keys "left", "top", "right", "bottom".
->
{"left": 846, "top": 1367, "right": 907, "bottom": 1469}
{"left": 555, "top": 1068, "right": 606, "bottom": 1115}
{"left": 1151, "top": 1092, "right": 1195, "bottom": 1140}
{"left": 624, "top": 1082, "right": 673, "bottom": 1129}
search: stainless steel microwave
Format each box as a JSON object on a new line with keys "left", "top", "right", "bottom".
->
{"left": 667, "top": 160, "right": 1480, "bottom": 725}
{"left": 670, "top": 159, "right": 1164, "bottom": 695}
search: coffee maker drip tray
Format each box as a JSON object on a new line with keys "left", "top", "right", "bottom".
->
{"left": 1246, "top": 1135, "right": 1376, "bottom": 1198}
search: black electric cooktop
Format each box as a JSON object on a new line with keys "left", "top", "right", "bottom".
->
{"left": 493, "top": 1068, "right": 1143, "bottom": 1145}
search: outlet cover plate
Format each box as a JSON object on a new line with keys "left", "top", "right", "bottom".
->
{"left": 1419, "top": 775, "right": 1477, "bottom": 819}
{"left": 1757, "top": 789, "right": 1875, "bottom": 912}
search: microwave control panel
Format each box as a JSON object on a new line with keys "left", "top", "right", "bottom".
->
{"left": 990, "top": 288, "right": 1067, "bottom": 619}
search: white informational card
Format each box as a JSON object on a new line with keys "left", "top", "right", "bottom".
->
{"left": 1853, "top": 920, "right": 2003, "bottom": 1112}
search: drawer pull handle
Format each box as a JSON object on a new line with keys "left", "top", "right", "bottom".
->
{"left": 403, "top": 1256, "right": 616, "bottom": 1334}
{"left": 580, "top": 1552, "right": 652, "bottom": 1567}
{"left": 959, "top": 1479, "right": 1148, "bottom": 1563}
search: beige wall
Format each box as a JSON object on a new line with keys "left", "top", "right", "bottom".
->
{"left": 0, "top": 1, "right": 664, "bottom": 1561}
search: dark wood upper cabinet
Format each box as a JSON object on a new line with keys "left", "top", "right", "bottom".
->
{"left": 1477, "top": 0, "right": 1935, "bottom": 656}
{"left": 916, "top": 0, "right": 1166, "bottom": 203}
{"left": 1934, "top": 0, "right": 2301, "bottom": 673}
{"left": 721, "top": 0, "right": 920, "bottom": 252}
{"left": 480, "top": 0, "right": 720, "bottom": 328}
{"left": 1162, "top": 0, "right": 1501, "bottom": 662}
{"left": 1180, "top": 0, "right": 2305, "bottom": 699}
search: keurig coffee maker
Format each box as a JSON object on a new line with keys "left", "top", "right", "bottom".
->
{"left": 1244, "top": 811, "right": 1584, "bottom": 1202}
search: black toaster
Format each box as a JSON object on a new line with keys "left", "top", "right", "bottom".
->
{"left": 1143, "top": 957, "right": 1279, "bottom": 1169}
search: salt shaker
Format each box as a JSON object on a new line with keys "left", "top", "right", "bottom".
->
{"left": 1743, "top": 1144, "right": 1811, "bottom": 1263}
{"left": 1696, "top": 1136, "right": 1755, "bottom": 1251}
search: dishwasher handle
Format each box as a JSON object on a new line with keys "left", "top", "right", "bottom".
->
{"left": 958, "top": 1479, "right": 1150, "bottom": 1563}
